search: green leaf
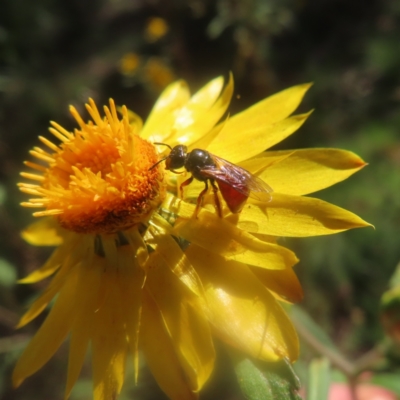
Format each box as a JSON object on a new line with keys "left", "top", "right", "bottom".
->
{"left": 307, "top": 358, "right": 331, "bottom": 400}
{"left": 230, "top": 350, "right": 302, "bottom": 400}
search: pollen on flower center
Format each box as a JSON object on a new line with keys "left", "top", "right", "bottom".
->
{"left": 19, "top": 99, "right": 165, "bottom": 234}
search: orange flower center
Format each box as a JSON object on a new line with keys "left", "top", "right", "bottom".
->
{"left": 19, "top": 99, "right": 165, "bottom": 234}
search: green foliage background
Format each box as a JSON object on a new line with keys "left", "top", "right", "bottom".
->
{"left": 1, "top": 0, "right": 400, "bottom": 399}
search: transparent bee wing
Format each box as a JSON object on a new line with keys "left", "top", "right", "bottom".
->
{"left": 201, "top": 154, "right": 273, "bottom": 202}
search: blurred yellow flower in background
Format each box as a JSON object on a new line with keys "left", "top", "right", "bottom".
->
{"left": 15, "top": 75, "right": 370, "bottom": 400}
{"left": 145, "top": 17, "right": 169, "bottom": 42}
{"left": 119, "top": 52, "right": 141, "bottom": 76}
{"left": 143, "top": 57, "right": 175, "bottom": 91}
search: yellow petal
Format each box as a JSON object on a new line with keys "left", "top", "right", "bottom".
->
{"left": 145, "top": 252, "right": 215, "bottom": 391}
{"left": 65, "top": 258, "right": 105, "bottom": 399}
{"left": 88, "top": 243, "right": 144, "bottom": 400}
{"left": 168, "top": 74, "right": 234, "bottom": 146}
{"left": 207, "top": 82, "right": 312, "bottom": 159}
{"left": 189, "top": 76, "right": 225, "bottom": 106}
{"left": 239, "top": 193, "right": 372, "bottom": 237}
{"left": 18, "top": 248, "right": 62, "bottom": 284}
{"left": 141, "top": 289, "right": 197, "bottom": 400}
{"left": 251, "top": 267, "right": 303, "bottom": 303}
{"left": 208, "top": 111, "right": 312, "bottom": 163}
{"left": 16, "top": 248, "right": 79, "bottom": 328}
{"left": 18, "top": 233, "right": 84, "bottom": 284}
{"left": 188, "top": 113, "right": 228, "bottom": 151}
{"left": 125, "top": 227, "right": 149, "bottom": 267}
{"left": 241, "top": 148, "right": 367, "bottom": 196}
{"left": 13, "top": 265, "right": 79, "bottom": 387}
{"left": 92, "top": 340, "right": 127, "bottom": 400}
{"left": 148, "top": 225, "right": 204, "bottom": 297}
{"left": 141, "top": 80, "right": 190, "bottom": 141}
{"left": 124, "top": 108, "right": 143, "bottom": 132}
{"left": 116, "top": 246, "right": 145, "bottom": 382}
{"left": 173, "top": 212, "right": 298, "bottom": 270}
{"left": 186, "top": 245, "right": 299, "bottom": 362}
{"left": 244, "top": 82, "right": 312, "bottom": 125}
{"left": 91, "top": 272, "right": 129, "bottom": 400}
{"left": 21, "top": 217, "right": 64, "bottom": 246}
{"left": 100, "top": 235, "right": 118, "bottom": 265}
{"left": 66, "top": 317, "right": 92, "bottom": 399}
{"left": 16, "top": 278, "right": 61, "bottom": 329}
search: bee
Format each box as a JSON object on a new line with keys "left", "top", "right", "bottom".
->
{"left": 150, "top": 143, "right": 273, "bottom": 217}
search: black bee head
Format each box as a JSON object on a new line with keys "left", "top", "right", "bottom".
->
{"left": 165, "top": 145, "right": 188, "bottom": 170}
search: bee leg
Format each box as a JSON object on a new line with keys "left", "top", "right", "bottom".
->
{"left": 194, "top": 180, "right": 209, "bottom": 218}
{"left": 210, "top": 179, "right": 222, "bottom": 217}
{"left": 179, "top": 175, "right": 194, "bottom": 199}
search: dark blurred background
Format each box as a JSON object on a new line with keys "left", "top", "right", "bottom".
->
{"left": 1, "top": 0, "right": 400, "bottom": 399}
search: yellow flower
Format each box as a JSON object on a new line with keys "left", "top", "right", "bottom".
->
{"left": 15, "top": 75, "right": 370, "bottom": 400}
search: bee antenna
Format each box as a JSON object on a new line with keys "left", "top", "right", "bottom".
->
{"left": 149, "top": 157, "right": 168, "bottom": 171}
{"left": 153, "top": 142, "right": 172, "bottom": 150}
